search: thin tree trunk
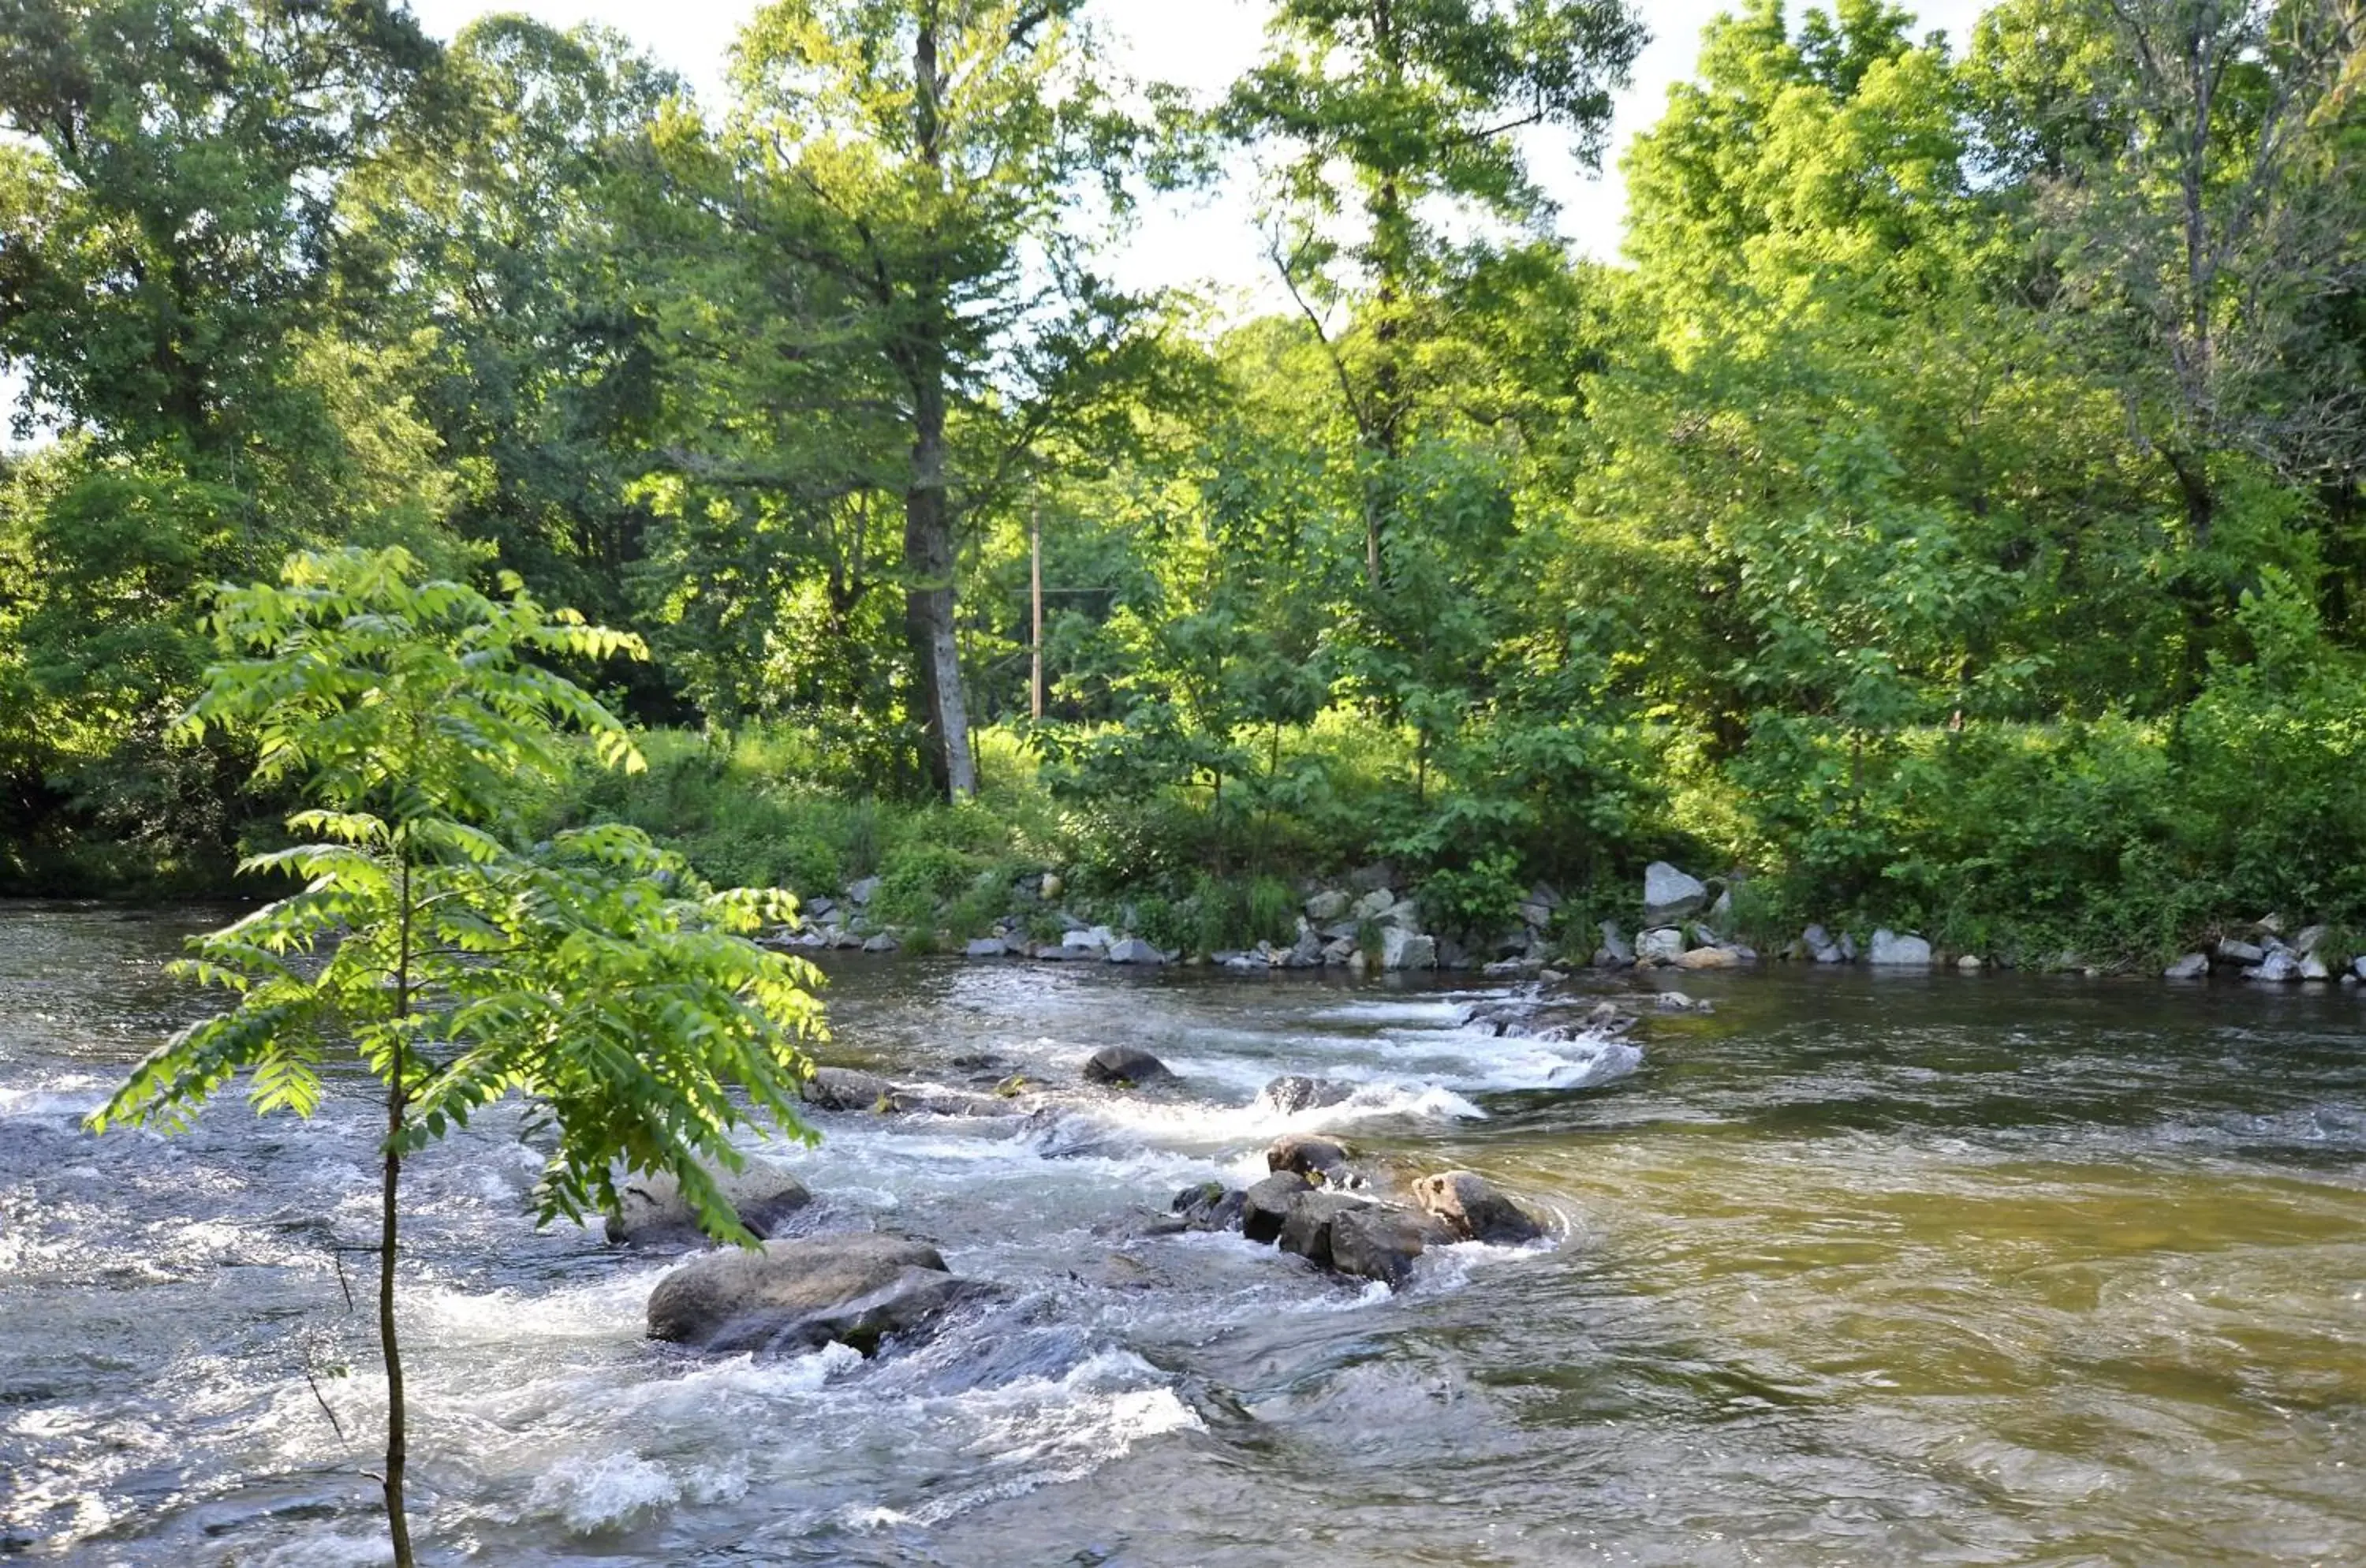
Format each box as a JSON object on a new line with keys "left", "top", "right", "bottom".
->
{"left": 382, "top": 845, "right": 415, "bottom": 1567}
{"left": 379, "top": 1081, "right": 412, "bottom": 1568}
{"left": 904, "top": 9, "right": 976, "bottom": 801}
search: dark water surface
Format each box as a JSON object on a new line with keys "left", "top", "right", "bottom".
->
{"left": 3, "top": 902, "right": 2363, "bottom": 1565}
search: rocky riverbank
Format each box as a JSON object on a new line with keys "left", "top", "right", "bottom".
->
{"left": 766, "top": 857, "right": 2366, "bottom": 988}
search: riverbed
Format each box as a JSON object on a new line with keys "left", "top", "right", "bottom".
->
{"left": 3, "top": 902, "right": 2364, "bottom": 1565}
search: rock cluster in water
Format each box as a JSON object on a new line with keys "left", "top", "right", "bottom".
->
{"left": 636, "top": 1006, "right": 1609, "bottom": 1356}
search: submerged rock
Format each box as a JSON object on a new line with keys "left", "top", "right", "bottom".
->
{"left": 1258, "top": 1074, "right": 1356, "bottom": 1114}
{"left": 1171, "top": 1182, "right": 1247, "bottom": 1232}
{"left": 802, "top": 1066, "right": 893, "bottom": 1111}
{"left": 2246, "top": 950, "right": 2302, "bottom": 983}
{"left": 1412, "top": 1171, "right": 1543, "bottom": 1245}
{"left": 605, "top": 1158, "right": 812, "bottom": 1248}
{"left": 2163, "top": 951, "right": 2211, "bottom": 980}
{"left": 646, "top": 1233, "right": 975, "bottom": 1355}
{"left": 1082, "top": 1044, "right": 1174, "bottom": 1087}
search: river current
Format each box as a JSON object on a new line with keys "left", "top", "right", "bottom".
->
{"left": 2, "top": 902, "right": 2363, "bottom": 1565}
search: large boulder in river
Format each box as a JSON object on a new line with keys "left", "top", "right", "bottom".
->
{"left": 645, "top": 1233, "right": 974, "bottom": 1355}
{"left": 1643, "top": 862, "right": 1709, "bottom": 924}
{"left": 1381, "top": 928, "right": 1437, "bottom": 971}
{"left": 1328, "top": 1204, "right": 1445, "bottom": 1290}
{"left": 1241, "top": 1170, "right": 1315, "bottom": 1243}
{"left": 1868, "top": 930, "right": 1933, "bottom": 967}
{"left": 605, "top": 1157, "right": 812, "bottom": 1247}
{"left": 1275, "top": 1191, "right": 1374, "bottom": 1271}
{"left": 1082, "top": 1044, "right": 1174, "bottom": 1087}
{"left": 802, "top": 1066, "right": 893, "bottom": 1111}
{"left": 1411, "top": 1171, "right": 1543, "bottom": 1245}
{"left": 1259, "top": 1074, "right": 1355, "bottom": 1114}
{"left": 1636, "top": 926, "right": 1686, "bottom": 964}
{"left": 1105, "top": 937, "right": 1165, "bottom": 965}
{"left": 2163, "top": 951, "right": 2210, "bottom": 980}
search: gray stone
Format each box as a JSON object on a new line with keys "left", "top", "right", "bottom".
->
{"left": 2245, "top": 950, "right": 2301, "bottom": 982}
{"left": 804, "top": 896, "right": 835, "bottom": 919}
{"left": 1039, "top": 872, "right": 1064, "bottom": 902}
{"left": 1636, "top": 926, "right": 1686, "bottom": 964}
{"left": 1322, "top": 937, "right": 1357, "bottom": 964}
{"left": 1380, "top": 928, "right": 1437, "bottom": 970}
{"left": 1171, "top": 1182, "right": 1246, "bottom": 1233}
{"left": 1274, "top": 1190, "right": 1376, "bottom": 1271}
{"left": 845, "top": 876, "right": 881, "bottom": 906}
{"left": 606, "top": 1157, "right": 812, "bottom": 1247}
{"left": 2294, "top": 924, "right": 2328, "bottom": 956}
{"left": 963, "top": 937, "right": 1009, "bottom": 958}
{"left": 1345, "top": 862, "right": 1396, "bottom": 893}
{"left": 1304, "top": 890, "right": 1352, "bottom": 922}
{"left": 1593, "top": 920, "right": 1635, "bottom": 969}
{"left": 2355, "top": 956, "right": 2366, "bottom": 982}
{"left": 1326, "top": 1204, "right": 1442, "bottom": 1290}
{"left": 1352, "top": 887, "right": 1396, "bottom": 921}
{"left": 1674, "top": 944, "right": 1745, "bottom": 970}
{"left": 1868, "top": 930, "right": 1933, "bottom": 967}
{"left": 1260, "top": 1075, "right": 1356, "bottom": 1114}
{"left": 1412, "top": 1171, "right": 1543, "bottom": 1245}
{"left": 1105, "top": 937, "right": 1165, "bottom": 965}
{"left": 1379, "top": 898, "right": 1424, "bottom": 931}
{"left": 2301, "top": 953, "right": 2332, "bottom": 981}
{"left": 1265, "top": 1133, "right": 1351, "bottom": 1180}
{"left": 1838, "top": 931, "right": 1857, "bottom": 963}
{"left": 1643, "top": 862, "right": 1709, "bottom": 924}
{"left": 1241, "top": 1171, "right": 1315, "bottom": 1243}
{"left": 860, "top": 933, "right": 899, "bottom": 954}
{"left": 2163, "top": 951, "right": 2211, "bottom": 980}
{"left": 2217, "top": 937, "right": 2266, "bottom": 965}
{"left": 1065, "top": 925, "right": 1114, "bottom": 954}
{"left": 1957, "top": 954, "right": 1984, "bottom": 973}
{"left": 1082, "top": 1045, "right": 1174, "bottom": 1086}
{"left": 802, "top": 1066, "right": 893, "bottom": 1111}
{"left": 1653, "top": 991, "right": 1698, "bottom": 1013}
{"left": 645, "top": 1233, "right": 972, "bottom": 1355}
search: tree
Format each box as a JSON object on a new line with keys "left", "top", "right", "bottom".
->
{"left": 668, "top": 0, "right": 1167, "bottom": 800}
{"left": 1223, "top": 0, "right": 1646, "bottom": 581}
{"left": 86, "top": 547, "right": 827, "bottom": 1567}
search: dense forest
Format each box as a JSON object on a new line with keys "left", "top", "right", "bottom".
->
{"left": 4, "top": 0, "right": 2364, "bottom": 966}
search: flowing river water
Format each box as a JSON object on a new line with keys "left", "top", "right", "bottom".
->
{"left": 3, "top": 902, "right": 2364, "bottom": 1566}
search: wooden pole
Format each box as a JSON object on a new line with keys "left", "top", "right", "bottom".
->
{"left": 1030, "top": 500, "right": 1044, "bottom": 722}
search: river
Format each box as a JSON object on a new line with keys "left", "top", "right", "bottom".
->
{"left": 2, "top": 902, "right": 2364, "bottom": 1565}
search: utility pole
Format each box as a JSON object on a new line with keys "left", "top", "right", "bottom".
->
{"left": 1030, "top": 499, "right": 1045, "bottom": 721}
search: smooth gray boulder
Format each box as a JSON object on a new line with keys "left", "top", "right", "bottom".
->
{"left": 1082, "top": 1044, "right": 1174, "bottom": 1086}
{"left": 2247, "top": 950, "right": 2301, "bottom": 982}
{"left": 860, "top": 932, "right": 899, "bottom": 954}
{"left": 1868, "top": 930, "right": 1933, "bottom": 967}
{"left": 1380, "top": 928, "right": 1437, "bottom": 971}
{"left": 1636, "top": 926, "right": 1685, "bottom": 964}
{"left": 1105, "top": 937, "right": 1165, "bottom": 965}
{"left": 2301, "top": 953, "right": 2332, "bottom": 980}
{"left": 1259, "top": 1074, "right": 1356, "bottom": 1114}
{"left": 964, "top": 937, "right": 1009, "bottom": 958}
{"left": 802, "top": 1066, "right": 893, "bottom": 1111}
{"left": 845, "top": 876, "right": 881, "bottom": 906}
{"left": 1304, "top": 889, "right": 1352, "bottom": 922}
{"left": 2217, "top": 937, "right": 2266, "bottom": 965}
{"left": 1412, "top": 1171, "right": 1543, "bottom": 1245}
{"left": 2294, "top": 924, "right": 2327, "bottom": 956}
{"left": 2163, "top": 951, "right": 2211, "bottom": 980}
{"left": 1592, "top": 920, "right": 1636, "bottom": 969}
{"left": 1241, "top": 1170, "right": 1314, "bottom": 1243}
{"left": 645, "top": 1233, "right": 972, "bottom": 1354}
{"left": 1643, "top": 862, "right": 1709, "bottom": 924}
{"left": 1352, "top": 887, "right": 1396, "bottom": 921}
{"left": 2354, "top": 956, "right": 2366, "bottom": 982}
{"left": 606, "top": 1157, "right": 811, "bottom": 1247}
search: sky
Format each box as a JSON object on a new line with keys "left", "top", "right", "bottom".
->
{"left": 401, "top": 0, "right": 1989, "bottom": 306}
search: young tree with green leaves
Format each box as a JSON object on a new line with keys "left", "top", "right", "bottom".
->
{"left": 86, "top": 547, "right": 827, "bottom": 1568}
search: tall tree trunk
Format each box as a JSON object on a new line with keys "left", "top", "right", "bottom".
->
{"left": 904, "top": 9, "right": 976, "bottom": 801}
